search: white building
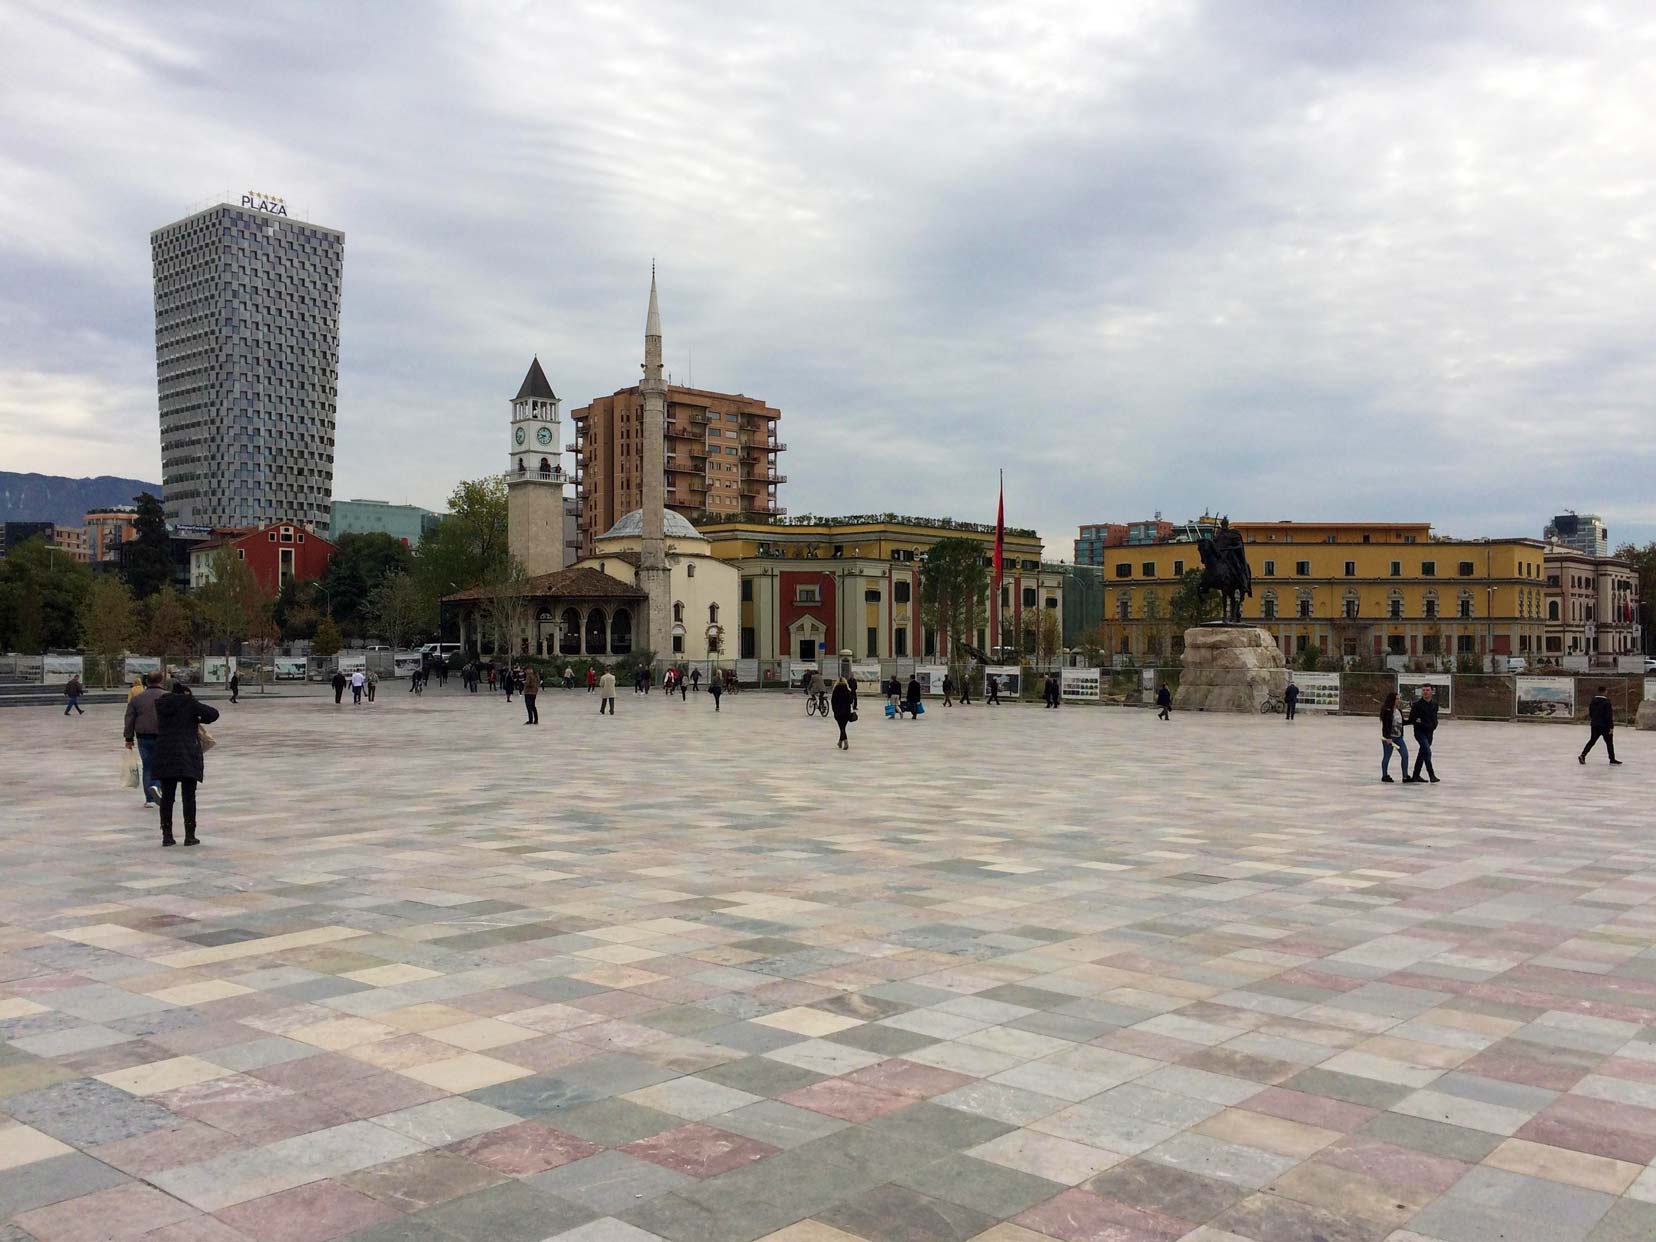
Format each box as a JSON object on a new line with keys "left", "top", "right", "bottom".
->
{"left": 575, "top": 510, "right": 740, "bottom": 662}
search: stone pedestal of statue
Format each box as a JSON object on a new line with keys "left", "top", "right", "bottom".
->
{"left": 1174, "top": 625, "right": 1289, "bottom": 713}
{"left": 1637, "top": 699, "right": 1656, "bottom": 731}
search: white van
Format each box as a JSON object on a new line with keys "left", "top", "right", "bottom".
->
{"left": 420, "top": 643, "right": 462, "bottom": 659}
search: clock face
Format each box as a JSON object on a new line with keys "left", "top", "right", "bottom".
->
{"left": 514, "top": 427, "right": 526, "bottom": 445}
{"left": 536, "top": 426, "right": 553, "bottom": 445}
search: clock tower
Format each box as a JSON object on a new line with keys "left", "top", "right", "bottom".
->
{"left": 506, "top": 357, "right": 568, "bottom": 577}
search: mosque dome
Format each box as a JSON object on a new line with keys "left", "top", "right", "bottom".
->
{"left": 599, "top": 509, "right": 707, "bottom": 541}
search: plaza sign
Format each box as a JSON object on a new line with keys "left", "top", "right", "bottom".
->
{"left": 1287, "top": 671, "right": 1340, "bottom": 711}
{"left": 241, "top": 191, "right": 289, "bottom": 216}
{"left": 1060, "top": 667, "right": 1100, "bottom": 701}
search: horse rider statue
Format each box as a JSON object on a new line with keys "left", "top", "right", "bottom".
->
{"left": 1196, "top": 516, "right": 1253, "bottom": 624}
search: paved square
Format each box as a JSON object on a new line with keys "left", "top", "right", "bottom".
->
{"left": 3, "top": 684, "right": 1654, "bottom": 1242}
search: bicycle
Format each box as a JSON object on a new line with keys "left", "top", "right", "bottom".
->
{"left": 805, "top": 689, "right": 829, "bottom": 717}
{"left": 1260, "top": 695, "right": 1285, "bottom": 714}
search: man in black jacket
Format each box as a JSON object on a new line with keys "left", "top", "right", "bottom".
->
{"left": 1408, "top": 685, "right": 1440, "bottom": 783}
{"left": 1580, "top": 686, "right": 1621, "bottom": 765}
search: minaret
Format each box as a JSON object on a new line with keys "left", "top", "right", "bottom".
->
{"left": 638, "top": 267, "right": 671, "bottom": 663}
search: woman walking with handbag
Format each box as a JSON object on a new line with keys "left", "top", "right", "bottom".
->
{"left": 1380, "top": 691, "right": 1411, "bottom": 784}
{"left": 831, "top": 676, "right": 856, "bottom": 750}
{"left": 153, "top": 681, "right": 220, "bottom": 846}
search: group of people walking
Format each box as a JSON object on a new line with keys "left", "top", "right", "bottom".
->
{"left": 123, "top": 670, "right": 219, "bottom": 847}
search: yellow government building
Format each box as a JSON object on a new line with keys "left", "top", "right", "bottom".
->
{"left": 1090, "top": 521, "right": 1550, "bottom": 663}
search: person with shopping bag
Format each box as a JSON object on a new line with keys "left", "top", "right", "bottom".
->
{"left": 153, "top": 681, "right": 220, "bottom": 847}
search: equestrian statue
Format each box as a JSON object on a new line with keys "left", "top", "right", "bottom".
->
{"left": 1194, "top": 516, "right": 1252, "bottom": 625}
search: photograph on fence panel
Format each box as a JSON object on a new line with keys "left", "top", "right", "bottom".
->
{"left": 1516, "top": 676, "right": 1574, "bottom": 719}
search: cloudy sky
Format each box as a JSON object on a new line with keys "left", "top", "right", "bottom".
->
{"left": 2, "top": 0, "right": 1654, "bottom": 556}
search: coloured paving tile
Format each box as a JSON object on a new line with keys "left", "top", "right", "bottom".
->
{"left": 2, "top": 684, "right": 1653, "bottom": 1242}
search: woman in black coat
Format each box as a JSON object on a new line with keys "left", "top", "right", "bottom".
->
{"left": 153, "top": 682, "right": 220, "bottom": 847}
{"left": 831, "top": 676, "right": 854, "bottom": 750}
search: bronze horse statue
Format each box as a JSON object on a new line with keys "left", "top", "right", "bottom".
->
{"left": 1194, "top": 516, "right": 1252, "bottom": 624}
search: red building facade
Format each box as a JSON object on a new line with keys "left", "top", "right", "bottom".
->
{"left": 191, "top": 522, "right": 336, "bottom": 595}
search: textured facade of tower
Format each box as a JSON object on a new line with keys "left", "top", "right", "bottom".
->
{"left": 638, "top": 271, "right": 671, "bottom": 661}
{"left": 505, "top": 357, "right": 568, "bottom": 578}
{"left": 151, "top": 199, "right": 343, "bottom": 529}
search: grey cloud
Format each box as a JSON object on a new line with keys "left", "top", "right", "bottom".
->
{"left": 1, "top": 0, "right": 1652, "bottom": 555}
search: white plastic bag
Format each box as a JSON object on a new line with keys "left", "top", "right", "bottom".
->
{"left": 121, "top": 748, "right": 140, "bottom": 789}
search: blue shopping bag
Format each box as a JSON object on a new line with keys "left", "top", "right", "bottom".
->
{"left": 884, "top": 703, "right": 897, "bottom": 718}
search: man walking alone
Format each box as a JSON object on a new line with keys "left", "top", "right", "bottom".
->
{"left": 1283, "top": 681, "right": 1298, "bottom": 721}
{"left": 1580, "top": 685, "right": 1621, "bottom": 765}
{"left": 599, "top": 668, "right": 616, "bottom": 714}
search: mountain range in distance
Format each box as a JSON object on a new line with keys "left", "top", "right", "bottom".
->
{"left": 0, "top": 472, "right": 163, "bottom": 527}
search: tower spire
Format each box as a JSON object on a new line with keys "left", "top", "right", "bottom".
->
{"left": 646, "top": 262, "right": 661, "bottom": 340}
{"left": 637, "top": 265, "right": 670, "bottom": 666}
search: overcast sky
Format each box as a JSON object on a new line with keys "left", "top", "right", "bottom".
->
{"left": 2, "top": 0, "right": 1653, "bottom": 556}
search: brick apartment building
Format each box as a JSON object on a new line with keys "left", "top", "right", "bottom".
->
{"left": 571, "top": 384, "right": 784, "bottom": 558}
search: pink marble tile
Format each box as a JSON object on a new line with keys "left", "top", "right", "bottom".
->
{"left": 214, "top": 1180, "right": 399, "bottom": 1242}
{"left": 150, "top": 1021, "right": 260, "bottom": 1056}
{"left": 1457, "top": 1046, "right": 1591, "bottom": 1091}
{"left": 251, "top": 1053, "right": 379, "bottom": 1092}
{"left": 59, "top": 1040, "right": 177, "bottom": 1076}
{"left": 559, "top": 1020, "right": 670, "bottom": 1051}
{"left": 138, "top": 1219, "right": 254, "bottom": 1242}
{"left": 319, "top": 1071, "right": 445, "bottom": 1119}
{"left": 92, "top": 1121, "right": 251, "bottom": 1177}
{"left": 500, "top": 1035, "right": 600, "bottom": 1074}
{"left": 446, "top": 989, "right": 544, "bottom": 1017}
{"left": 188, "top": 1093, "right": 356, "bottom": 1143}
{"left": 779, "top": 1078, "right": 914, "bottom": 1122}
{"left": 1314, "top": 1136, "right": 1467, "bottom": 1195}
{"left": 1015, "top": 1187, "right": 1190, "bottom": 1242}
{"left": 621, "top": 1122, "right": 779, "bottom": 1178}
{"left": 445, "top": 1120, "right": 600, "bottom": 1174}
{"left": 1093, "top": 1028, "right": 1202, "bottom": 1062}
{"left": 157, "top": 1073, "right": 293, "bottom": 1114}
{"left": 1241, "top": 1087, "right": 1376, "bottom": 1133}
{"left": 16, "top": 1182, "right": 200, "bottom": 1242}
{"left": 1515, "top": 1115, "right": 1656, "bottom": 1165}
{"left": 749, "top": 981, "right": 838, "bottom": 1006}
{"left": 631, "top": 978, "right": 724, "bottom": 1004}
{"left": 843, "top": 1059, "right": 975, "bottom": 1100}
{"left": 569, "top": 991, "right": 662, "bottom": 1018}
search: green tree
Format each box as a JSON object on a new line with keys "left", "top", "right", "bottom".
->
{"left": 479, "top": 556, "right": 533, "bottom": 663}
{"left": 142, "top": 584, "right": 193, "bottom": 667}
{"left": 81, "top": 576, "right": 138, "bottom": 686}
{"left": 311, "top": 615, "right": 343, "bottom": 661}
{"left": 122, "top": 492, "right": 173, "bottom": 599}
{"left": 369, "top": 571, "right": 425, "bottom": 651}
{"left": 274, "top": 578, "right": 324, "bottom": 640}
{"left": 919, "top": 538, "right": 988, "bottom": 666}
{"left": 414, "top": 477, "right": 509, "bottom": 628}
{"left": 0, "top": 537, "right": 91, "bottom": 652}
{"left": 1613, "top": 541, "right": 1655, "bottom": 653}
{"left": 1170, "top": 568, "right": 1220, "bottom": 633}
{"left": 321, "top": 532, "right": 414, "bottom": 636}
{"left": 194, "top": 549, "right": 269, "bottom": 657}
